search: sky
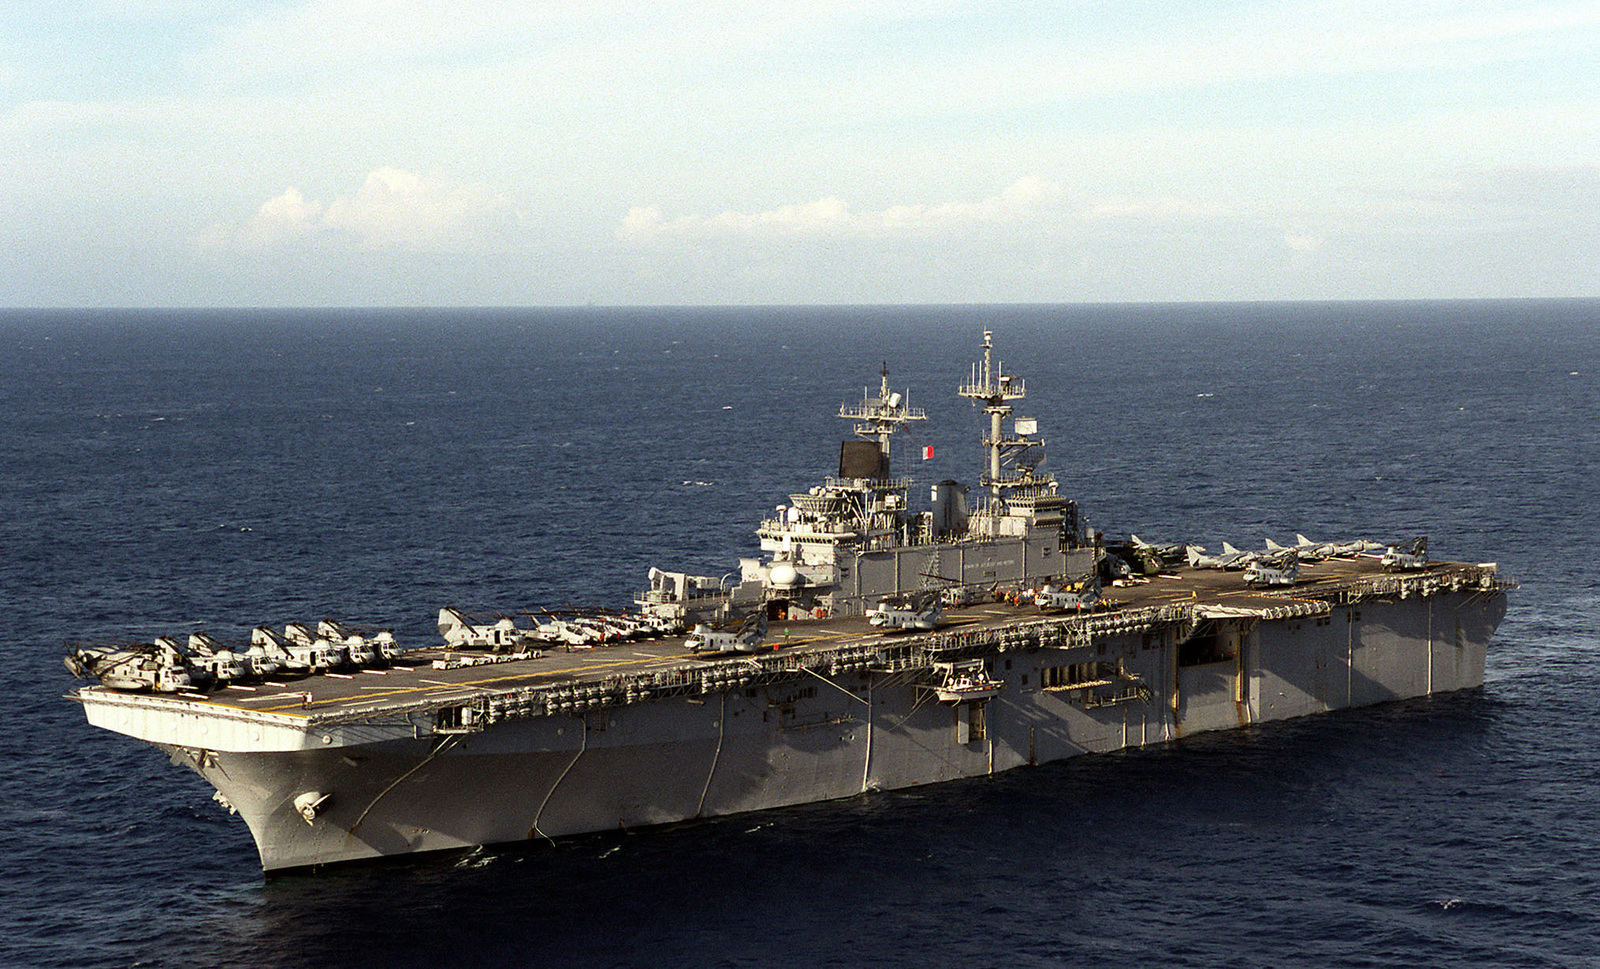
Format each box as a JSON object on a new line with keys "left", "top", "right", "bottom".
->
{"left": 2, "top": 0, "right": 1596, "bottom": 307}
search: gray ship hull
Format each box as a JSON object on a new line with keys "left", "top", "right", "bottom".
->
{"left": 132, "top": 587, "right": 1502, "bottom": 872}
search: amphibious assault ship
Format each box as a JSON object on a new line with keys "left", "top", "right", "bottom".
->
{"left": 67, "top": 333, "right": 1513, "bottom": 873}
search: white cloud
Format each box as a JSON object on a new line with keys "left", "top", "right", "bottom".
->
{"left": 248, "top": 185, "right": 326, "bottom": 245}
{"left": 200, "top": 167, "right": 522, "bottom": 253}
{"left": 618, "top": 177, "right": 1068, "bottom": 243}
{"left": 7, "top": 1, "right": 1598, "bottom": 305}
{"left": 619, "top": 176, "right": 1256, "bottom": 248}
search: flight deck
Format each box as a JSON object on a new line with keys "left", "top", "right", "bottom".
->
{"left": 110, "top": 554, "right": 1503, "bottom": 727}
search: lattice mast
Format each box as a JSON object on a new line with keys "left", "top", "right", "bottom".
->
{"left": 838, "top": 362, "right": 927, "bottom": 464}
{"left": 957, "top": 330, "right": 1031, "bottom": 506}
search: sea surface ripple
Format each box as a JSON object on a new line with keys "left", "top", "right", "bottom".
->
{"left": 1, "top": 301, "right": 1595, "bottom": 968}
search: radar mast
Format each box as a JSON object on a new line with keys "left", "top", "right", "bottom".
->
{"left": 958, "top": 330, "right": 1032, "bottom": 506}
{"left": 838, "top": 362, "right": 927, "bottom": 465}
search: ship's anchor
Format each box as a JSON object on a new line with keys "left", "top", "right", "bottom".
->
{"left": 293, "top": 790, "right": 332, "bottom": 824}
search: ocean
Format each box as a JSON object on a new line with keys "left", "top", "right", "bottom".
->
{"left": 1, "top": 301, "right": 1595, "bottom": 968}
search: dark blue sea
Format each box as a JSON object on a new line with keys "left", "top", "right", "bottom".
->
{"left": 2, "top": 302, "right": 1596, "bottom": 969}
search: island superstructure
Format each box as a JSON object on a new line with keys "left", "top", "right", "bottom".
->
{"left": 641, "top": 331, "right": 1089, "bottom": 625}
{"left": 67, "top": 332, "right": 1513, "bottom": 873}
